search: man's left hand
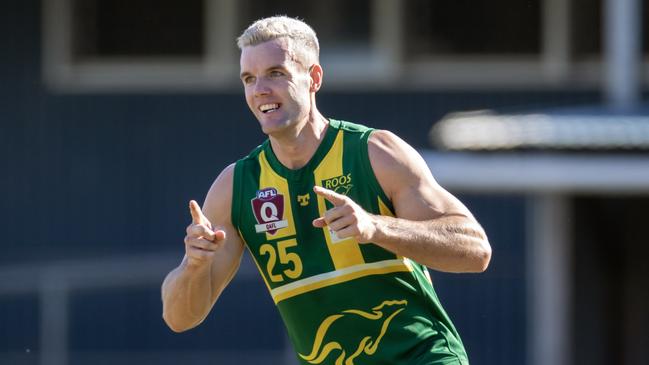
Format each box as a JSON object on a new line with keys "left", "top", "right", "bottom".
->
{"left": 312, "top": 186, "right": 377, "bottom": 243}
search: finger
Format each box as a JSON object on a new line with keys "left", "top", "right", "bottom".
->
{"left": 189, "top": 200, "right": 210, "bottom": 226}
{"left": 186, "top": 224, "right": 216, "bottom": 241}
{"left": 185, "top": 236, "right": 220, "bottom": 251}
{"left": 334, "top": 226, "right": 357, "bottom": 240}
{"left": 327, "top": 215, "right": 354, "bottom": 232}
{"left": 312, "top": 206, "right": 346, "bottom": 228}
{"left": 313, "top": 186, "right": 347, "bottom": 206}
{"left": 312, "top": 217, "right": 326, "bottom": 228}
{"left": 186, "top": 247, "right": 213, "bottom": 263}
{"left": 323, "top": 205, "right": 352, "bottom": 225}
{"left": 213, "top": 229, "right": 226, "bottom": 241}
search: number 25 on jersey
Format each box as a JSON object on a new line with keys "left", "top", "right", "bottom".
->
{"left": 259, "top": 239, "right": 303, "bottom": 283}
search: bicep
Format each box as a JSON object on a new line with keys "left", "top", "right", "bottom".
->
{"left": 369, "top": 130, "right": 474, "bottom": 222}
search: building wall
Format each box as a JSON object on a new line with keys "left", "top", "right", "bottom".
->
{"left": 0, "top": 1, "right": 611, "bottom": 364}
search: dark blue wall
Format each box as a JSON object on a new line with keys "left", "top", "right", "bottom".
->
{"left": 0, "top": 0, "right": 604, "bottom": 364}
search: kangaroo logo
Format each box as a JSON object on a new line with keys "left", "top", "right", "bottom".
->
{"left": 299, "top": 299, "right": 408, "bottom": 365}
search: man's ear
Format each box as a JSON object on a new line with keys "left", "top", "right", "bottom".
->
{"left": 309, "top": 64, "right": 323, "bottom": 92}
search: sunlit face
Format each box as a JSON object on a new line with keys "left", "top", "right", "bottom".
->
{"left": 240, "top": 38, "right": 313, "bottom": 136}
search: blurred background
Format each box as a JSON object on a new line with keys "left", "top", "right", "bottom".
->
{"left": 1, "top": 0, "right": 648, "bottom": 364}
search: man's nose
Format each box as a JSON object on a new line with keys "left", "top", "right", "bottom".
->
{"left": 254, "top": 78, "right": 271, "bottom": 97}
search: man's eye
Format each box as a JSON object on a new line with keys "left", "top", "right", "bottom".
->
{"left": 270, "top": 71, "right": 284, "bottom": 77}
{"left": 243, "top": 77, "right": 255, "bottom": 84}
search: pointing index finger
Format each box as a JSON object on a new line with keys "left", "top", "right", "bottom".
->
{"left": 189, "top": 200, "right": 210, "bottom": 226}
{"left": 313, "top": 186, "right": 346, "bottom": 206}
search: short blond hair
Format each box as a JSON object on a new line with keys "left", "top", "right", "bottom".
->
{"left": 237, "top": 16, "right": 320, "bottom": 68}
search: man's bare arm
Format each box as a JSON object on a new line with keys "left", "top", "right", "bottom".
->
{"left": 162, "top": 164, "right": 245, "bottom": 332}
{"left": 313, "top": 130, "right": 491, "bottom": 273}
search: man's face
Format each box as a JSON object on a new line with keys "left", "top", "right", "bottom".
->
{"left": 240, "top": 39, "right": 313, "bottom": 135}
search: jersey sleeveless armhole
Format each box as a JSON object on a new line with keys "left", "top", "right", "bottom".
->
{"left": 359, "top": 127, "right": 395, "bottom": 215}
{"left": 231, "top": 159, "right": 243, "bottom": 232}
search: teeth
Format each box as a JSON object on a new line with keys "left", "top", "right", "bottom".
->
{"left": 259, "top": 103, "right": 279, "bottom": 113}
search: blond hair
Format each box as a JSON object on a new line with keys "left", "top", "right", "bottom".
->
{"left": 237, "top": 16, "right": 320, "bottom": 68}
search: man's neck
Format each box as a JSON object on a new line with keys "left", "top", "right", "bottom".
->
{"left": 269, "top": 113, "right": 329, "bottom": 170}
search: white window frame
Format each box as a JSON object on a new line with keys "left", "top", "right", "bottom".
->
{"left": 42, "top": 0, "right": 399, "bottom": 92}
{"left": 42, "top": 0, "right": 240, "bottom": 92}
{"left": 42, "top": 0, "right": 648, "bottom": 92}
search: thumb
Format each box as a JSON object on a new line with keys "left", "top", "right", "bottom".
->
{"left": 213, "top": 229, "right": 227, "bottom": 241}
{"left": 189, "top": 200, "right": 210, "bottom": 226}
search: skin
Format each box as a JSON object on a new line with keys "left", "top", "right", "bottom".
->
{"left": 162, "top": 37, "right": 491, "bottom": 333}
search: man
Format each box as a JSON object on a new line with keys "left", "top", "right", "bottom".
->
{"left": 162, "top": 16, "right": 491, "bottom": 365}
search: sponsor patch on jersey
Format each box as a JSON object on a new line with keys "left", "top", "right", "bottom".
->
{"left": 322, "top": 173, "right": 353, "bottom": 196}
{"left": 297, "top": 193, "right": 310, "bottom": 206}
{"left": 251, "top": 187, "right": 289, "bottom": 234}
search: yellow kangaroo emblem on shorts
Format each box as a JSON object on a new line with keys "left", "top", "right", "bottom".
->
{"left": 299, "top": 299, "right": 408, "bottom": 365}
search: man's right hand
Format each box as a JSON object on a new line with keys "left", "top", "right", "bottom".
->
{"left": 184, "top": 200, "right": 226, "bottom": 268}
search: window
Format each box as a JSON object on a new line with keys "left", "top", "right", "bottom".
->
{"left": 42, "top": 0, "right": 649, "bottom": 91}
{"left": 644, "top": 0, "right": 649, "bottom": 53}
{"left": 71, "top": 0, "right": 204, "bottom": 60}
{"left": 238, "top": 0, "right": 371, "bottom": 53}
{"left": 43, "top": 0, "right": 238, "bottom": 91}
{"left": 573, "top": 0, "right": 649, "bottom": 58}
{"left": 404, "top": 0, "right": 541, "bottom": 57}
{"left": 572, "top": 0, "right": 602, "bottom": 59}
{"left": 237, "top": 0, "right": 386, "bottom": 83}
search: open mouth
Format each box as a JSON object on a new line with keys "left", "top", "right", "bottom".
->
{"left": 259, "top": 103, "right": 280, "bottom": 114}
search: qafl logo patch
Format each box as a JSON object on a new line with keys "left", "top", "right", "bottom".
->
{"left": 251, "top": 187, "right": 289, "bottom": 234}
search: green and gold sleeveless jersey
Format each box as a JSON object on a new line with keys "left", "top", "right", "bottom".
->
{"left": 231, "top": 119, "right": 468, "bottom": 365}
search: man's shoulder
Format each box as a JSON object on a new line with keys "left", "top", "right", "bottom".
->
{"left": 366, "top": 129, "right": 413, "bottom": 164}
{"left": 330, "top": 118, "right": 374, "bottom": 135}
